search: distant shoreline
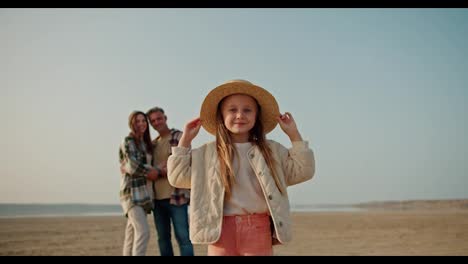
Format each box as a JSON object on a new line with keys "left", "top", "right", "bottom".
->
{"left": 0, "top": 212, "right": 123, "bottom": 219}
{"left": 353, "top": 198, "right": 468, "bottom": 211}
{"left": 0, "top": 204, "right": 122, "bottom": 219}
{"left": 1, "top": 199, "right": 467, "bottom": 219}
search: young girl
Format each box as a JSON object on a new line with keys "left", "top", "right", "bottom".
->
{"left": 119, "top": 111, "right": 159, "bottom": 256}
{"left": 167, "top": 80, "right": 315, "bottom": 256}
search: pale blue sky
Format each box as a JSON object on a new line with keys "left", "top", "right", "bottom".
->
{"left": 1, "top": 8, "right": 467, "bottom": 205}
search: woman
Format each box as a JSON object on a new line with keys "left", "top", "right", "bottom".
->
{"left": 118, "top": 111, "right": 158, "bottom": 256}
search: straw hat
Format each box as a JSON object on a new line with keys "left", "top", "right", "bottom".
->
{"left": 200, "top": 79, "right": 280, "bottom": 135}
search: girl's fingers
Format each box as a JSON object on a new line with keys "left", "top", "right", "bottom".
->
{"left": 279, "top": 112, "right": 293, "bottom": 121}
{"left": 190, "top": 117, "right": 201, "bottom": 124}
{"left": 285, "top": 112, "right": 294, "bottom": 121}
{"left": 187, "top": 117, "right": 201, "bottom": 128}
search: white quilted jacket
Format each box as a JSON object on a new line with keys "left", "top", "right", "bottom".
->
{"left": 167, "top": 140, "right": 315, "bottom": 244}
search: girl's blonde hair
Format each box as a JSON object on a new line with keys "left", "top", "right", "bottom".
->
{"left": 215, "top": 96, "right": 285, "bottom": 200}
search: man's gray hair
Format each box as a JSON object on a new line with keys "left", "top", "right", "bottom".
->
{"left": 146, "top": 107, "right": 165, "bottom": 116}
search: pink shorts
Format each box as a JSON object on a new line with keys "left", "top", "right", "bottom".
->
{"left": 207, "top": 213, "right": 273, "bottom": 256}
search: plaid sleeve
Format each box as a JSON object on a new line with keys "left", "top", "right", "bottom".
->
{"left": 168, "top": 129, "right": 191, "bottom": 206}
{"left": 122, "top": 137, "right": 149, "bottom": 178}
{"left": 168, "top": 129, "right": 183, "bottom": 154}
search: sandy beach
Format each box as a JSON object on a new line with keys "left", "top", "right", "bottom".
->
{"left": 1, "top": 200, "right": 468, "bottom": 256}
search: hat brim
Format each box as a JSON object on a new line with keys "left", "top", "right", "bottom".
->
{"left": 200, "top": 81, "right": 280, "bottom": 136}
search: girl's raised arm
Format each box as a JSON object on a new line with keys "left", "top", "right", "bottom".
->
{"left": 179, "top": 117, "right": 202, "bottom": 148}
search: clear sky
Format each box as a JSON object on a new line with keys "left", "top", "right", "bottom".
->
{"left": 1, "top": 8, "right": 468, "bottom": 205}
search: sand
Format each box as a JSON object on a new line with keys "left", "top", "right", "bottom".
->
{"left": 1, "top": 200, "right": 468, "bottom": 256}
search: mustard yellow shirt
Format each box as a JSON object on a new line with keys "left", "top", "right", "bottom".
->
{"left": 152, "top": 133, "right": 174, "bottom": 200}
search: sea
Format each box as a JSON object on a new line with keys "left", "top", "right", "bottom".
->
{"left": 0, "top": 204, "right": 123, "bottom": 218}
{"left": 0, "top": 203, "right": 363, "bottom": 218}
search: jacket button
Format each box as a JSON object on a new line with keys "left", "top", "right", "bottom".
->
{"left": 279, "top": 221, "right": 283, "bottom": 227}
{"left": 258, "top": 171, "right": 263, "bottom": 176}
{"left": 249, "top": 154, "right": 254, "bottom": 159}
{"left": 268, "top": 195, "right": 273, "bottom": 200}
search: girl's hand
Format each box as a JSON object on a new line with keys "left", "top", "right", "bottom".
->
{"left": 179, "top": 117, "right": 202, "bottom": 147}
{"left": 277, "top": 112, "right": 303, "bottom": 141}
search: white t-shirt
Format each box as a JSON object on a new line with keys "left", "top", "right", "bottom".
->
{"left": 223, "top": 142, "right": 268, "bottom": 216}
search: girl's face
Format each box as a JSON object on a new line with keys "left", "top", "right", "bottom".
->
{"left": 133, "top": 114, "right": 148, "bottom": 136}
{"left": 220, "top": 94, "right": 258, "bottom": 142}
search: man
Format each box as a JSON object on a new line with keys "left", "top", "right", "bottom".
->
{"left": 146, "top": 107, "right": 194, "bottom": 256}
